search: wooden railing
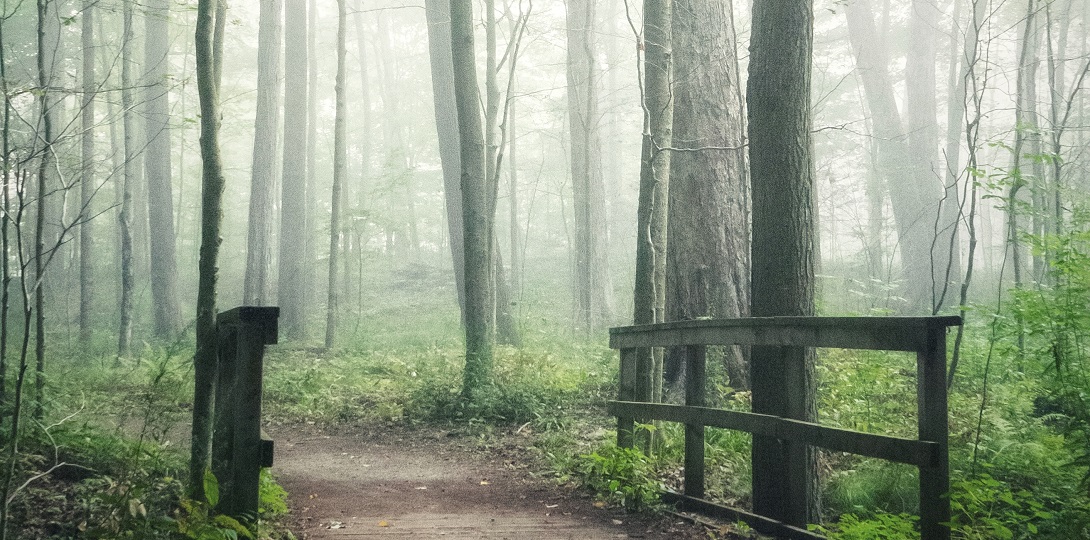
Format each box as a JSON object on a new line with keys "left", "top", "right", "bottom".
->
{"left": 608, "top": 316, "right": 961, "bottom": 540}
{"left": 211, "top": 306, "right": 279, "bottom": 520}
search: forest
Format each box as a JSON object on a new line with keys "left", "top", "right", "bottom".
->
{"left": 0, "top": 0, "right": 1088, "bottom": 537}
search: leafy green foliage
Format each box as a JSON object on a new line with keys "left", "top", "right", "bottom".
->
{"left": 810, "top": 512, "right": 918, "bottom": 540}
{"left": 575, "top": 444, "right": 661, "bottom": 512}
{"left": 948, "top": 474, "right": 1053, "bottom": 540}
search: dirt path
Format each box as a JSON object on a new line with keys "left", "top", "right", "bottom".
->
{"left": 268, "top": 424, "right": 709, "bottom": 539}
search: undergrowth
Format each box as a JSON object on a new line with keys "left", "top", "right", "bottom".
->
{"left": 2, "top": 348, "right": 293, "bottom": 539}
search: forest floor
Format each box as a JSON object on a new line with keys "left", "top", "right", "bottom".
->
{"left": 268, "top": 422, "right": 716, "bottom": 539}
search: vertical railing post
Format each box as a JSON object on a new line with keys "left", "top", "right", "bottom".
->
{"left": 617, "top": 347, "right": 636, "bottom": 448}
{"left": 683, "top": 345, "right": 706, "bottom": 499}
{"left": 918, "top": 323, "right": 950, "bottom": 540}
{"left": 210, "top": 307, "right": 279, "bottom": 523}
{"left": 211, "top": 323, "right": 238, "bottom": 516}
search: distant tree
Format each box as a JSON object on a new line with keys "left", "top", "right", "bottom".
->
{"left": 424, "top": 0, "right": 467, "bottom": 321}
{"left": 118, "top": 0, "right": 136, "bottom": 358}
{"left": 144, "top": 0, "right": 182, "bottom": 339}
{"left": 244, "top": 0, "right": 282, "bottom": 306}
{"left": 665, "top": 0, "right": 749, "bottom": 389}
{"left": 844, "top": 0, "right": 949, "bottom": 313}
{"left": 326, "top": 0, "right": 347, "bottom": 349}
{"left": 79, "top": 0, "right": 95, "bottom": 343}
{"left": 279, "top": 0, "right": 309, "bottom": 339}
{"left": 566, "top": 0, "right": 613, "bottom": 332}
{"left": 190, "top": 0, "right": 227, "bottom": 502}
{"left": 748, "top": 0, "right": 818, "bottom": 525}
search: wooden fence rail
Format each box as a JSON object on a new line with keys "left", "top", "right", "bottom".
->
{"left": 211, "top": 306, "right": 279, "bottom": 521}
{"left": 608, "top": 316, "right": 961, "bottom": 540}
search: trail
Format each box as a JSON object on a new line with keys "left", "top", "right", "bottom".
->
{"left": 268, "top": 424, "right": 707, "bottom": 539}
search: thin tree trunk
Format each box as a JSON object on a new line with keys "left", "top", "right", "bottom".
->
{"left": 631, "top": 0, "right": 673, "bottom": 453}
{"left": 118, "top": 0, "right": 136, "bottom": 359}
{"left": 567, "top": 0, "right": 612, "bottom": 333}
{"left": 79, "top": 0, "right": 95, "bottom": 343}
{"left": 34, "top": 0, "right": 56, "bottom": 422}
{"left": 326, "top": 0, "right": 347, "bottom": 349}
{"left": 305, "top": 0, "right": 318, "bottom": 307}
{"left": 190, "top": 0, "right": 227, "bottom": 502}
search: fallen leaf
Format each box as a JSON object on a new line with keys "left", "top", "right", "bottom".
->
{"left": 611, "top": 519, "right": 623, "bottom": 525}
{"left": 545, "top": 504, "right": 558, "bottom": 508}
{"left": 327, "top": 521, "right": 345, "bottom": 529}
{"left": 378, "top": 520, "right": 389, "bottom": 527}
{"left": 415, "top": 486, "right": 428, "bottom": 490}
{"left": 480, "top": 480, "right": 491, "bottom": 485}
{"left": 593, "top": 501, "right": 607, "bottom": 508}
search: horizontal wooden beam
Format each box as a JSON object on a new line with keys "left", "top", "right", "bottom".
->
{"left": 608, "top": 401, "right": 940, "bottom": 468}
{"left": 217, "top": 306, "right": 280, "bottom": 345}
{"left": 609, "top": 316, "right": 961, "bottom": 352}
{"left": 662, "top": 491, "right": 825, "bottom": 540}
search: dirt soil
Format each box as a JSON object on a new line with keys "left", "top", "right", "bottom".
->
{"left": 268, "top": 423, "right": 713, "bottom": 539}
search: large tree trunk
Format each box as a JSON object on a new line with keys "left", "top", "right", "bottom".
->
{"left": 190, "top": 0, "right": 227, "bottom": 502}
{"left": 326, "top": 0, "right": 347, "bottom": 349}
{"left": 279, "top": 0, "right": 309, "bottom": 339}
{"left": 244, "top": 0, "right": 281, "bottom": 306}
{"left": 79, "top": 0, "right": 95, "bottom": 343}
{"left": 566, "top": 0, "right": 613, "bottom": 333}
{"left": 748, "top": 0, "right": 818, "bottom": 526}
{"left": 425, "top": 0, "right": 467, "bottom": 322}
{"left": 665, "top": 0, "right": 749, "bottom": 389}
{"left": 450, "top": 0, "right": 494, "bottom": 400}
{"left": 144, "top": 0, "right": 183, "bottom": 339}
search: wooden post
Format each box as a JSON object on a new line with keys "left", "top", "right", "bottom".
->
{"left": 633, "top": 346, "right": 656, "bottom": 452}
{"left": 918, "top": 324, "right": 950, "bottom": 540}
{"left": 683, "top": 345, "right": 706, "bottom": 499}
{"left": 617, "top": 347, "right": 636, "bottom": 448}
{"left": 211, "top": 307, "right": 279, "bottom": 523}
{"left": 211, "top": 325, "right": 238, "bottom": 515}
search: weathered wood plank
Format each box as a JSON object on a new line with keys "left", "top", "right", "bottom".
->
{"left": 684, "top": 346, "right": 706, "bottom": 500}
{"left": 609, "top": 316, "right": 961, "bottom": 352}
{"left": 661, "top": 491, "right": 825, "bottom": 540}
{"left": 217, "top": 306, "right": 280, "bottom": 345}
{"left": 616, "top": 348, "right": 636, "bottom": 449}
{"left": 607, "top": 401, "right": 940, "bottom": 468}
{"left": 918, "top": 326, "right": 951, "bottom": 540}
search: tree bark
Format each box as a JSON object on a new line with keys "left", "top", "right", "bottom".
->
{"left": 748, "top": 0, "right": 818, "bottom": 525}
{"left": 425, "top": 0, "right": 467, "bottom": 322}
{"left": 326, "top": 0, "right": 347, "bottom": 349}
{"left": 566, "top": 0, "right": 613, "bottom": 333}
{"left": 244, "top": 0, "right": 282, "bottom": 306}
{"left": 665, "top": 0, "right": 749, "bottom": 389}
{"left": 79, "top": 0, "right": 95, "bottom": 343}
{"left": 118, "top": 0, "right": 136, "bottom": 358}
{"left": 144, "top": 0, "right": 183, "bottom": 339}
{"left": 631, "top": 0, "right": 672, "bottom": 453}
{"left": 450, "top": 0, "right": 494, "bottom": 400}
{"left": 279, "top": 0, "right": 309, "bottom": 339}
{"left": 190, "top": 0, "right": 227, "bottom": 502}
